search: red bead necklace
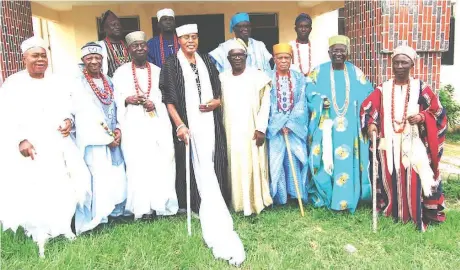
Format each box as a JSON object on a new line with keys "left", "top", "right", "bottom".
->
{"left": 105, "top": 37, "right": 129, "bottom": 66}
{"left": 276, "top": 70, "right": 294, "bottom": 112}
{"left": 131, "top": 61, "right": 152, "bottom": 99}
{"left": 159, "top": 34, "right": 179, "bottom": 65}
{"left": 83, "top": 69, "right": 114, "bottom": 105}
{"left": 391, "top": 79, "right": 411, "bottom": 133}
{"left": 294, "top": 40, "right": 311, "bottom": 76}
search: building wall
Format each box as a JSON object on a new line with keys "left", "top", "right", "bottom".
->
{"left": 345, "top": 0, "right": 452, "bottom": 91}
{"left": 70, "top": 2, "right": 302, "bottom": 59}
{"left": 0, "top": 0, "right": 34, "bottom": 85}
{"left": 29, "top": 1, "right": 344, "bottom": 73}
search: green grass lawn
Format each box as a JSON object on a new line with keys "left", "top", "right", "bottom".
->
{"left": 2, "top": 200, "right": 460, "bottom": 269}
{"left": 3, "top": 139, "right": 460, "bottom": 269}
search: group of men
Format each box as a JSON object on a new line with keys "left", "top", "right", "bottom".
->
{"left": 0, "top": 7, "right": 447, "bottom": 265}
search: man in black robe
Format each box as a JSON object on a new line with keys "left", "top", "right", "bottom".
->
{"left": 159, "top": 24, "right": 229, "bottom": 213}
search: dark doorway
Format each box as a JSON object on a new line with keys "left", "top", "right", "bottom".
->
{"left": 249, "top": 13, "right": 279, "bottom": 55}
{"left": 152, "top": 14, "right": 225, "bottom": 54}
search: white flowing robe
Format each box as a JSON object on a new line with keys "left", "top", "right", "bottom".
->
{"left": 112, "top": 62, "right": 178, "bottom": 218}
{"left": 177, "top": 50, "right": 245, "bottom": 266}
{"left": 0, "top": 70, "right": 90, "bottom": 246}
{"left": 71, "top": 73, "right": 127, "bottom": 234}
{"left": 220, "top": 67, "right": 273, "bottom": 215}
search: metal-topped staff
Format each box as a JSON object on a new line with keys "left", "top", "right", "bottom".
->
{"left": 185, "top": 135, "right": 192, "bottom": 236}
{"left": 372, "top": 131, "right": 378, "bottom": 233}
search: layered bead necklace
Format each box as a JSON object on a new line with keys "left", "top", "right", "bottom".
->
{"left": 132, "top": 61, "right": 155, "bottom": 117}
{"left": 294, "top": 40, "right": 311, "bottom": 76}
{"left": 276, "top": 70, "right": 294, "bottom": 112}
{"left": 83, "top": 69, "right": 113, "bottom": 105}
{"left": 105, "top": 37, "right": 129, "bottom": 66}
{"left": 131, "top": 61, "right": 152, "bottom": 99}
{"left": 159, "top": 34, "right": 179, "bottom": 65}
{"left": 329, "top": 64, "right": 350, "bottom": 118}
{"left": 391, "top": 79, "right": 411, "bottom": 133}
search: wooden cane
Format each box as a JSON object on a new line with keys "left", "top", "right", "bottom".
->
{"left": 283, "top": 132, "right": 305, "bottom": 217}
{"left": 185, "top": 135, "right": 192, "bottom": 236}
{"left": 372, "top": 131, "right": 378, "bottom": 233}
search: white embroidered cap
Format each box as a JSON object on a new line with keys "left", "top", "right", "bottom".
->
{"left": 157, "top": 8, "right": 175, "bottom": 21}
{"left": 125, "top": 31, "right": 146, "bottom": 46}
{"left": 21, "top": 36, "right": 47, "bottom": 53}
{"left": 81, "top": 42, "right": 103, "bottom": 58}
{"left": 227, "top": 38, "right": 247, "bottom": 54}
{"left": 392, "top": 45, "right": 417, "bottom": 64}
{"left": 176, "top": 24, "right": 198, "bottom": 37}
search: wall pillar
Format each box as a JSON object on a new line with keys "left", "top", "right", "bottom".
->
{"left": 345, "top": 0, "right": 452, "bottom": 91}
{"left": 0, "top": 0, "right": 34, "bottom": 86}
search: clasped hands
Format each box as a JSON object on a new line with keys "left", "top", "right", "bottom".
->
{"left": 126, "top": 95, "right": 155, "bottom": 112}
{"left": 367, "top": 113, "right": 424, "bottom": 140}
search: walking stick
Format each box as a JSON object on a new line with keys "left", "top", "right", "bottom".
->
{"left": 283, "top": 132, "right": 305, "bottom": 217}
{"left": 372, "top": 131, "right": 378, "bottom": 233}
{"left": 185, "top": 135, "right": 192, "bottom": 236}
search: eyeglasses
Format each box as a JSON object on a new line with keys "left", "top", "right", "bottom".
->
{"left": 180, "top": 34, "right": 198, "bottom": 41}
{"left": 229, "top": 53, "right": 247, "bottom": 60}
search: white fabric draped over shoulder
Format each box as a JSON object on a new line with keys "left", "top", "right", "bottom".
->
{"left": 177, "top": 49, "right": 246, "bottom": 266}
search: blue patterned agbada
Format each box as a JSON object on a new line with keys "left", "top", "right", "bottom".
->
{"left": 306, "top": 61, "right": 373, "bottom": 212}
{"left": 267, "top": 70, "right": 309, "bottom": 204}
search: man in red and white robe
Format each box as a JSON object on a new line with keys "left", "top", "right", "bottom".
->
{"left": 360, "top": 45, "right": 447, "bottom": 231}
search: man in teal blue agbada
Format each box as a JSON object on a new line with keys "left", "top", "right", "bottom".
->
{"left": 306, "top": 35, "right": 373, "bottom": 213}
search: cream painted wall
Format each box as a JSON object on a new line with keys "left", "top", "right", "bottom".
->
{"left": 309, "top": 9, "right": 339, "bottom": 66}
{"left": 70, "top": 1, "right": 303, "bottom": 58}
{"left": 31, "top": 1, "right": 343, "bottom": 74}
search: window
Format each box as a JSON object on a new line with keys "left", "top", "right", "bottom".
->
{"left": 442, "top": 5, "right": 455, "bottom": 65}
{"left": 248, "top": 13, "right": 279, "bottom": 55}
{"left": 338, "top": 8, "right": 345, "bottom": 35}
{"left": 96, "top": 16, "right": 140, "bottom": 40}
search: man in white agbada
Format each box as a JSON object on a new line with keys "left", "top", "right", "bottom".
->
{"left": 112, "top": 31, "right": 178, "bottom": 219}
{"left": 219, "top": 38, "right": 273, "bottom": 216}
{"left": 71, "top": 42, "right": 128, "bottom": 234}
{"left": 0, "top": 36, "right": 90, "bottom": 257}
{"left": 160, "top": 24, "right": 245, "bottom": 266}
{"left": 209, "top": 12, "right": 272, "bottom": 74}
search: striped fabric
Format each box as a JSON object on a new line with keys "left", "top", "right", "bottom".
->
{"left": 360, "top": 80, "right": 447, "bottom": 230}
{"left": 159, "top": 53, "right": 229, "bottom": 213}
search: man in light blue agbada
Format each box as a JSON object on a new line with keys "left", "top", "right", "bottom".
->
{"left": 209, "top": 12, "right": 272, "bottom": 74}
{"left": 71, "top": 42, "right": 128, "bottom": 234}
{"left": 267, "top": 43, "right": 309, "bottom": 205}
{"left": 306, "top": 35, "right": 373, "bottom": 213}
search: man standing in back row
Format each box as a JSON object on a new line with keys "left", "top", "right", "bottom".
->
{"left": 289, "top": 13, "right": 316, "bottom": 76}
{"left": 210, "top": 12, "right": 272, "bottom": 74}
{"left": 147, "top": 8, "right": 180, "bottom": 68}
{"left": 98, "top": 10, "right": 131, "bottom": 77}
